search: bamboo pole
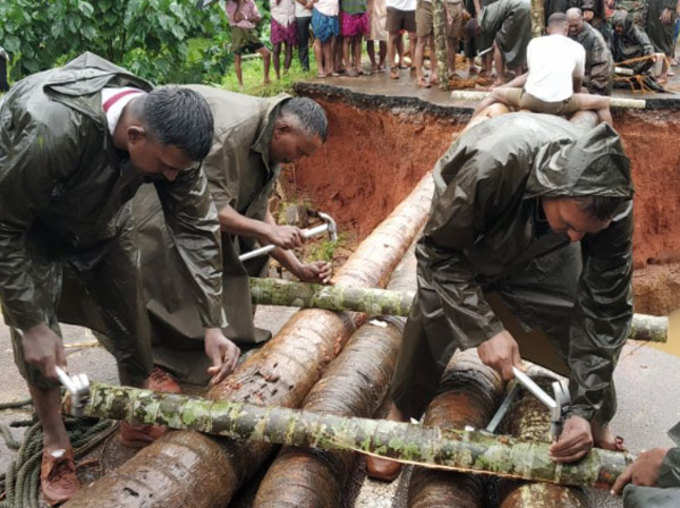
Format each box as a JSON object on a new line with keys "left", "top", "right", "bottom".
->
{"left": 432, "top": 0, "right": 450, "bottom": 91}
{"left": 531, "top": 0, "right": 545, "bottom": 38}
{"left": 408, "top": 349, "right": 504, "bottom": 508}
{"left": 253, "top": 246, "right": 415, "bottom": 507}
{"left": 63, "top": 381, "right": 634, "bottom": 490}
{"left": 250, "top": 278, "right": 668, "bottom": 343}
{"left": 450, "top": 90, "right": 647, "bottom": 109}
{"left": 497, "top": 378, "right": 589, "bottom": 507}
{"left": 64, "top": 174, "right": 436, "bottom": 508}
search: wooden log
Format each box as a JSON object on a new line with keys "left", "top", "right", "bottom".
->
{"left": 408, "top": 349, "right": 504, "bottom": 508}
{"left": 250, "top": 278, "right": 668, "bottom": 343}
{"left": 64, "top": 381, "right": 634, "bottom": 489}
{"left": 531, "top": 0, "right": 545, "bottom": 38}
{"left": 498, "top": 378, "right": 590, "bottom": 507}
{"left": 450, "top": 90, "right": 647, "bottom": 109}
{"left": 64, "top": 174, "right": 435, "bottom": 508}
{"left": 252, "top": 246, "right": 416, "bottom": 507}
{"left": 432, "top": 0, "right": 449, "bottom": 91}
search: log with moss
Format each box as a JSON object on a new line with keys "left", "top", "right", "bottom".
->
{"left": 64, "top": 381, "right": 633, "bottom": 490}
{"left": 432, "top": 0, "right": 449, "bottom": 91}
{"left": 64, "top": 174, "right": 436, "bottom": 508}
{"left": 450, "top": 90, "right": 647, "bottom": 109}
{"left": 497, "top": 377, "right": 590, "bottom": 507}
{"left": 408, "top": 349, "right": 504, "bottom": 508}
{"left": 253, "top": 248, "right": 415, "bottom": 507}
{"left": 250, "top": 278, "right": 668, "bottom": 343}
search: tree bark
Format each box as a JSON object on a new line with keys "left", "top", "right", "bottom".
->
{"left": 408, "top": 349, "right": 504, "bottom": 508}
{"left": 531, "top": 0, "right": 545, "bottom": 38}
{"left": 498, "top": 377, "right": 590, "bottom": 507}
{"left": 250, "top": 279, "right": 668, "bottom": 343}
{"left": 432, "top": 0, "right": 450, "bottom": 90}
{"left": 252, "top": 246, "right": 416, "bottom": 507}
{"left": 64, "top": 380, "right": 633, "bottom": 490}
{"left": 64, "top": 174, "right": 435, "bottom": 508}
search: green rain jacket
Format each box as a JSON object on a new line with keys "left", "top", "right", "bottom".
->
{"left": 646, "top": 0, "right": 677, "bottom": 56}
{"left": 479, "top": 0, "right": 531, "bottom": 69}
{"left": 135, "top": 86, "right": 290, "bottom": 346}
{"left": 415, "top": 113, "right": 633, "bottom": 422}
{"left": 0, "top": 53, "right": 224, "bottom": 334}
{"left": 611, "top": 10, "right": 655, "bottom": 74}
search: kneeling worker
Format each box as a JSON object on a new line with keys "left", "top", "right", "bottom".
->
{"left": 368, "top": 112, "right": 633, "bottom": 480}
{"left": 474, "top": 13, "right": 613, "bottom": 125}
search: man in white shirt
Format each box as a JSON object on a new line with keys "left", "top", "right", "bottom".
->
{"left": 473, "top": 13, "right": 613, "bottom": 125}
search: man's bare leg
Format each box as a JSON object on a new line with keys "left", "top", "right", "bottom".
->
{"left": 366, "top": 401, "right": 405, "bottom": 481}
{"left": 388, "top": 31, "right": 400, "bottom": 78}
{"left": 257, "top": 47, "right": 271, "bottom": 84}
{"left": 573, "top": 93, "right": 613, "bottom": 126}
{"left": 492, "top": 42, "right": 506, "bottom": 86}
{"left": 30, "top": 384, "right": 70, "bottom": 453}
{"left": 414, "top": 36, "right": 429, "bottom": 86}
{"left": 428, "top": 35, "right": 439, "bottom": 84}
{"left": 314, "top": 39, "right": 326, "bottom": 77}
{"left": 234, "top": 54, "right": 243, "bottom": 87}
{"left": 472, "top": 87, "right": 520, "bottom": 116}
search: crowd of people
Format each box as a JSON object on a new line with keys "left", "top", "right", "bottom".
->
{"left": 225, "top": 0, "right": 680, "bottom": 90}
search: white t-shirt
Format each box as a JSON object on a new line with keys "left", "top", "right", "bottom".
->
{"left": 524, "top": 34, "right": 586, "bottom": 103}
{"left": 315, "top": 0, "right": 339, "bottom": 16}
{"left": 386, "top": 0, "right": 416, "bottom": 12}
{"left": 295, "top": 0, "right": 312, "bottom": 16}
{"left": 270, "top": 0, "right": 296, "bottom": 25}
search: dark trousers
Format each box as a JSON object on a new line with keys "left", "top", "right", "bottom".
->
{"left": 296, "top": 16, "right": 312, "bottom": 70}
{"left": 0, "top": 57, "right": 8, "bottom": 92}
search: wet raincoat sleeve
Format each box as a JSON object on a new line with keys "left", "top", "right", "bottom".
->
{"left": 567, "top": 206, "right": 633, "bottom": 422}
{"left": 0, "top": 106, "right": 87, "bottom": 330}
{"left": 658, "top": 448, "right": 680, "bottom": 488}
{"left": 153, "top": 166, "right": 226, "bottom": 329}
{"left": 420, "top": 146, "right": 530, "bottom": 349}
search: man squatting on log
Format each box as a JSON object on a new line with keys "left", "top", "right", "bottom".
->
{"left": 473, "top": 13, "right": 614, "bottom": 125}
{"left": 367, "top": 112, "right": 634, "bottom": 481}
{"left": 0, "top": 53, "right": 242, "bottom": 505}
{"left": 132, "top": 87, "right": 331, "bottom": 354}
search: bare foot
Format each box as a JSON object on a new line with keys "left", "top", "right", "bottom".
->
{"left": 390, "top": 67, "right": 400, "bottom": 79}
{"left": 416, "top": 76, "right": 431, "bottom": 88}
{"left": 592, "top": 422, "right": 626, "bottom": 451}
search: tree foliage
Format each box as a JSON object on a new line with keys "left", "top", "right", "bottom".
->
{"left": 0, "top": 0, "right": 234, "bottom": 83}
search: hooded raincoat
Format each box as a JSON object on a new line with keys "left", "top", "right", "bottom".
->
{"left": 132, "top": 86, "right": 290, "bottom": 366}
{"left": 571, "top": 21, "right": 614, "bottom": 95}
{"left": 646, "top": 0, "right": 677, "bottom": 56}
{"left": 611, "top": 10, "right": 655, "bottom": 74}
{"left": 390, "top": 113, "right": 634, "bottom": 424}
{"left": 479, "top": 0, "right": 531, "bottom": 70}
{"left": 0, "top": 53, "right": 224, "bottom": 387}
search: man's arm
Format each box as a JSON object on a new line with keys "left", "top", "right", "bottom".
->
{"left": 611, "top": 447, "right": 680, "bottom": 494}
{"left": 154, "top": 167, "right": 239, "bottom": 384}
{"left": 218, "top": 203, "right": 305, "bottom": 250}
{"left": 567, "top": 205, "right": 633, "bottom": 423}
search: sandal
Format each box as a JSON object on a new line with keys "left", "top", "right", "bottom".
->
{"left": 416, "top": 77, "right": 431, "bottom": 88}
{"left": 390, "top": 67, "right": 400, "bottom": 79}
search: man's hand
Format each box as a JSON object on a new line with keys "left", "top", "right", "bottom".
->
{"left": 295, "top": 261, "right": 333, "bottom": 284}
{"left": 204, "top": 328, "right": 241, "bottom": 386}
{"left": 549, "top": 415, "right": 594, "bottom": 463}
{"left": 477, "top": 329, "right": 521, "bottom": 380}
{"left": 233, "top": 11, "right": 244, "bottom": 22}
{"left": 21, "top": 323, "right": 65, "bottom": 381}
{"left": 660, "top": 8, "right": 673, "bottom": 24}
{"left": 264, "top": 224, "right": 305, "bottom": 250}
{"left": 610, "top": 448, "right": 668, "bottom": 495}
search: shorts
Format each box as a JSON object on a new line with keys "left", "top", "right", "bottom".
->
{"left": 271, "top": 18, "right": 298, "bottom": 45}
{"left": 416, "top": 0, "right": 464, "bottom": 38}
{"left": 312, "top": 9, "right": 340, "bottom": 42}
{"left": 385, "top": 6, "right": 416, "bottom": 33}
{"left": 516, "top": 89, "right": 580, "bottom": 115}
{"left": 232, "top": 27, "right": 265, "bottom": 55}
{"left": 341, "top": 11, "right": 370, "bottom": 37}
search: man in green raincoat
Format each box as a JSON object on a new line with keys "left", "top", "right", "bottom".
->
{"left": 132, "top": 86, "right": 330, "bottom": 361}
{"left": 368, "top": 112, "right": 633, "bottom": 480}
{"left": 0, "top": 53, "right": 239, "bottom": 504}
{"left": 568, "top": 7, "right": 614, "bottom": 95}
{"left": 611, "top": 422, "right": 680, "bottom": 507}
{"left": 465, "top": 0, "right": 532, "bottom": 86}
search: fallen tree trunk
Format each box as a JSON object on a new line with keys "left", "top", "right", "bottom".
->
{"left": 408, "top": 349, "right": 504, "bottom": 508}
{"left": 253, "top": 247, "right": 416, "bottom": 507}
{"left": 64, "top": 174, "right": 435, "bottom": 508}
{"left": 250, "top": 278, "right": 668, "bottom": 343}
{"left": 498, "top": 378, "right": 589, "bottom": 507}
{"left": 450, "top": 90, "right": 647, "bottom": 109}
{"left": 531, "top": 0, "right": 545, "bottom": 38}
{"left": 64, "top": 381, "right": 633, "bottom": 489}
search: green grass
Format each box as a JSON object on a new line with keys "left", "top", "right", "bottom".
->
{"left": 219, "top": 51, "right": 318, "bottom": 97}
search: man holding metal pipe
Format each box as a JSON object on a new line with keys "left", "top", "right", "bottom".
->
{"left": 368, "top": 112, "right": 633, "bottom": 480}
{"left": 131, "top": 88, "right": 331, "bottom": 367}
